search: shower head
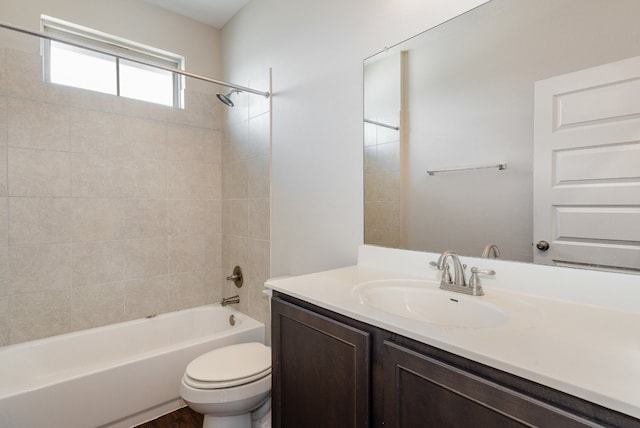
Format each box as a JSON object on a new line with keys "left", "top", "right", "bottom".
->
{"left": 216, "top": 89, "right": 241, "bottom": 107}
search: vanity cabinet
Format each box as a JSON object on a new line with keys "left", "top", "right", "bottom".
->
{"left": 272, "top": 292, "right": 640, "bottom": 428}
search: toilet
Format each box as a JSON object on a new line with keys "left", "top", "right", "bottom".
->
{"left": 180, "top": 342, "right": 272, "bottom": 428}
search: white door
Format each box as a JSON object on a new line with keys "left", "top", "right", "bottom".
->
{"left": 533, "top": 56, "right": 640, "bottom": 271}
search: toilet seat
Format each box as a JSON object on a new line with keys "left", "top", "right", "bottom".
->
{"left": 184, "top": 342, "right": 271, "bottom": 390}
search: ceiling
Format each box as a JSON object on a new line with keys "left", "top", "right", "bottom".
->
{"left": 144, "top": 0, "right": 251, "bottom": 29}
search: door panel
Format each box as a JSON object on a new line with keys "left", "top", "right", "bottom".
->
{"left": 534, "top": 56, "right": 640, "bottom": 270}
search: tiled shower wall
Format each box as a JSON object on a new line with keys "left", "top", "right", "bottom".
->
{"left": 363, "top": 119, "right": 402, "bottom": 248}
{"left": 0, "top": 46, "right": 225, "bottom": 345}
{"left": 220, "top": 71, "right": 271, "bottom": 331}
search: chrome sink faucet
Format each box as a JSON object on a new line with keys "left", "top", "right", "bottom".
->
{"left": 433, "top": 251, "right": 495, "bottom": 296}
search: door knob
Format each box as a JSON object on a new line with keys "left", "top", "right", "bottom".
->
{"left": 536, "top": 240, "right": 550, "bottom": 251}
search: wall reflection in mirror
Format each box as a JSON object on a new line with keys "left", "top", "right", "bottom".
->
{"left": 364, "top": 0, "right": 640, "bottom": 272}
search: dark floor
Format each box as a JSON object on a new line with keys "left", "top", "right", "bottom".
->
{"left": 135, "top": 406, "right": 203, "bottom": 428}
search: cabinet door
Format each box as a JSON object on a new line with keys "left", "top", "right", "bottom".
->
{"left": 382, "top": 340, "right": 597, "bottom": 428}
{"left": 272, "top": 298, "right": 371, "bottom": 428}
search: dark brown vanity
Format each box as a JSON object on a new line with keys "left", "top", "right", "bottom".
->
{"left": 271, "top": 292, "right": 640, "bottom": 428}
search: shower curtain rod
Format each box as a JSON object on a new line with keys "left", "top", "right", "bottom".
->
{"left": 0, "top": 20, "right": 271, "bottom": 99}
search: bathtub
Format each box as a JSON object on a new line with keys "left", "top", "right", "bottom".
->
{"left": 0, "top": 304, "right": 265, "bottom": 428}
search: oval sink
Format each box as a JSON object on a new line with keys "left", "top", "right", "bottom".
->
{"left": 352, "top": 279, "right": 508, "bottom": 328}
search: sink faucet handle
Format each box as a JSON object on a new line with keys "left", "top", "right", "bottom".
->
{"left": 470, "top": 267, "right": 496, "bottom": 276}
{"left": 441, "top": 263, "right": 453, "bottom": 284}
{"left": 468, "top": 267, "right": 495, "bottom": 296}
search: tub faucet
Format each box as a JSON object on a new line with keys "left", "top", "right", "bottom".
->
{"left": 221, "top": 295, "right": 240, "bottom": 306}
{"left": 482, "top": 243, "right": 500, "bottom": 259}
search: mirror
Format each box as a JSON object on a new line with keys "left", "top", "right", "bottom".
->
{"left": 363, "top": 0, "right": 640, "bottom": 271}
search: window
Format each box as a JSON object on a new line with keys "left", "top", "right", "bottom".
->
{"left": 41, "top": 15, "right": 184, "bottom": 108}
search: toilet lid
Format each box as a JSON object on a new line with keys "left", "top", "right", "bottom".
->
{"left": 185, "top": 342, "right": 271, "bottom": 388}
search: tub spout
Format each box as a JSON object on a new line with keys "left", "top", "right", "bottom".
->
{"left": 221, "top": 295, "right": 240, "bottom": 306}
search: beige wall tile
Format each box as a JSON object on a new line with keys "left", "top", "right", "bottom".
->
{"left": 7, "top": 98, "right": 70, "bottom": 151}
{"left": 249, "top": 198, "right": 270, "bottom": 241}
{"left": 72, "top": 241, "right": 124, "bottom": 287}
{"left": 204, "top": 266, "right": 223, "bottom": 304}
{"left": 72, "top": 198, "right": 123, "bottom": 242}
{"left": 124, "top": 237, "right": 168, "bottom": 279}
{"left": 0, "top": 96, "right": 7, "bottom": 146}
{"left": 121, "top": 97, "right": 170, "bottom": 122}
{"left": 10, "top": 289, "right": 70, "bottom": 344}
{"left": 222, "top": 234, "right": 248, "bottom": 274}
{"left": 0, "top": 297, "right": 8, "bottom": 346}
{"left": 71, "top": 153, "right": 124, "bottom": 197}
{"left": 247, "top": 239, "right": 270, "bottom": 285}
{"left": 118, "top": 154, "right": 170, "bottom": 200}
{"left": 167, "top": 161, "right": 209, "bottom": 199}
{"left": 0, "top": 247, "right": 8, "bottom": 298}
{"left": 9, "top": 197, "right": 72, "bottom": 245}
{"left": 205, "top": 232, "right": 222, "bottom": 272}
{"left": 123, "top": 199, "right": 167, "bottom": 239}
{"left": 226, "top": 161, "right": 248, "bottom": 199}
{"left": 205, "top": 199, "right": 222, "bottom": 236}
{"left": 169, "top": 234, "right": 205, "bottom": 274}
{"left": 205, "top": 163, "right": 222, "bottom": 199}
{"left": 0, "top": 50, "right": 6, "bottom": 95}
{"left": 167, "top": 125, "right": 205, "bottom": 163}
{"left": 0, "top": 145, "right": 7, "bottom": 196}
{"left": 69, "top": 108, "right": 126, "bottom": 157}
{"left": 168, "top": 270, "right": 205, "bottom": 311}
{"left": 10, "top": 244, "right": 72, "bottom": 294}
{"left": 204, "top": 129, "right": 222, "bottom": 164}
{"left": 8, "top": 148, "right": 71, "bottom": 197}
{"left": 124, "top": 275, "right": 169, "bottom": 320}
{"left": 168, "top": 199, "right": 205, "bottom": 236}
{"left": 230, "top": 199, "right": 249, "bottom": 237}
{"left": 122, "top": 116, "right": 167, "bottom": 160}
{"left": 68, "top": 87, "right": 123, "bottom": 114}
{"left": 71, "top": 282, "right": 124, "bottom": 331}
{"left": 248, "top": 156, "right": 270, "bottom": 199}
{"left": 0, "top": 198, "right": 7, "bottom": 247}
{"left": 176, "top": 89, "right": 217, "bottom": 129}
{"left": 226, "top": 120, "right": 250, "bottom": 162}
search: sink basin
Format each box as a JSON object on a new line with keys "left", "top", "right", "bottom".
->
{"left": 352, "top": 279, "right": 508, "bottom": 328}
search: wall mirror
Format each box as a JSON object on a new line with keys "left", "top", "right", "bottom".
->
{"left": 364, "top": 0, "right": 640, "bottom": 272}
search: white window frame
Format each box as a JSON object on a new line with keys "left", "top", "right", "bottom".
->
{"left": 41, "top": 15, "right": 185, "bottom": 108}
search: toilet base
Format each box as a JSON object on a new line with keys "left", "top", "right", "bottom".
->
{"left": 203, "top": 413, "right": 250, "bottom": 428}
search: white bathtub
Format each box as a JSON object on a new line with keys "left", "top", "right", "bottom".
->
{"left": 0, "top": 304, "right": 265, "bottom": 428}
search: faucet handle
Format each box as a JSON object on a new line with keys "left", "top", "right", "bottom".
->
{"left": 467, "top": 267, "right": 495, "bottom": 296}
{"left": 470, "top": 267, "right": 496, "bottom": 276}
{"left": 441, "top": 263, "right": 453, "bottom": 284}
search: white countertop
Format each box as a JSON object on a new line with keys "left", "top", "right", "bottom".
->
{"left": 265, "top": 245, "right": 640, "bottom": 420}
